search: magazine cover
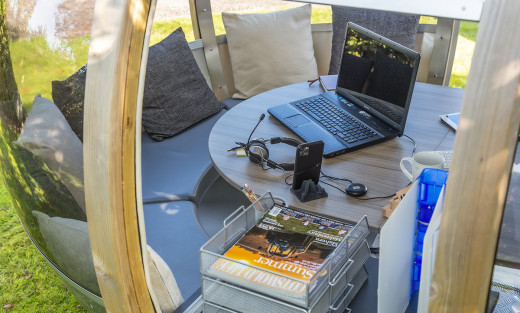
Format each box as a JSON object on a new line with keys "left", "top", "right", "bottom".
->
{"left": 210, "top": 205, "right": 353, "bottom": 297}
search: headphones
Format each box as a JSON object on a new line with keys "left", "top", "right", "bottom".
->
{"left": 243, "top": 114, "right": 302, "bottom": 171}
{"left": 247, "top": 137, "right": 302, "bottom": 171}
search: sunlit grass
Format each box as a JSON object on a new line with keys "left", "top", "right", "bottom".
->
{"left": 0, "top": 184, "right": 87, "bottom": 313}
{"left": 449, "top": 21, "right": 478, "bottom": 88}
{"left": 10, "top": 36, "right": 89, "bottom": 112}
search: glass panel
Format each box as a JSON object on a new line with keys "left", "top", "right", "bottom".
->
{"left": 487, "top": 139, "right": 520, "bottom": 312}
{"left": 209, "top": 1, "right": 332, "bottom": 34}
{"left": 151, "top": 0, "right": 195, "bottom": 43}
{"left": 1, "top": 0, "right": 98, "bottom": 297}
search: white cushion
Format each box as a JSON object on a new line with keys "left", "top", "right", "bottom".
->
{"left": 15, "top": 95, "right": 85, "bottom": 213}
{"left": 223, "top": 5, "right": 318, "bottom": 99}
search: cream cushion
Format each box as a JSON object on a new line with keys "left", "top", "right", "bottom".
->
{"left": 15, "top": 95, "right": 86, "bottom": 213}
{"left": 32, "top": 211, "right": 183, "bottom": 313}
{"left": 223, "top": 4, "right": 318, "bottom": 99}
{"left": 147, "top": 246, "right": 184, "bottom": 312}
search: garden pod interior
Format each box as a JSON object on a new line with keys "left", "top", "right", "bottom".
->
{"left": 0, "top": 0, "right": 519, "bottom": 312}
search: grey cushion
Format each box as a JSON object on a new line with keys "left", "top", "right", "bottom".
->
{"left": 51, "top": 65, "right": 87, "bottom": 142}
{"left": 141, "top": 110, "right": 226, "bottom": 204}
{"left": 220, "top": 97, "right": 244, "bottom": 110}
{"left": 143, "top": 201, "right": 208, "bottom": 300}
{"left": 143, "top": 27, "right": 223, "bottom": 141}
{"left": 329, "top": 7, "right": 419, "bottom": 75}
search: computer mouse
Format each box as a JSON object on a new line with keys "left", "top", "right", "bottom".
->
{"left": 346, "top": 183, "right": 368, "bottom": 197}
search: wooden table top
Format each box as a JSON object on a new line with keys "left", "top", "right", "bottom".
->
{"left": 209, "top": 82, "right": 464, "bottom": 232}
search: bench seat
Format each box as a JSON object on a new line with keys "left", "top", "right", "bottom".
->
{"left": 141, "top": 109, "right": 227, "bottom": 204}
{"left": 143, "top": 201, "right": 209, "bottom": 301}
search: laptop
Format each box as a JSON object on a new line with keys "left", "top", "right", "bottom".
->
{"left": 268, "top": 23, "right": 420, "bottom": 158}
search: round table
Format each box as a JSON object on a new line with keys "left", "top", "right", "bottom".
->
{"left": 208, "top": 82, "right": 462, "bottom": 231}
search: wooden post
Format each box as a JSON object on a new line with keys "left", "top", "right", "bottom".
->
{"left": 428, "top": 0, "right": 520, "bottom": 311}
{"left": 189, "top": 0, "right": 202, "bottom": 40}
{"left": 84, "top": 0, "right": 156, "bottom": 311}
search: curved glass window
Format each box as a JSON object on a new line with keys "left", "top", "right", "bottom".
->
{"left": 487, "top": 148, "right": 520, "bottom": 311}
{"left": 1, "top": 0, "right": 98, "bottom": 296}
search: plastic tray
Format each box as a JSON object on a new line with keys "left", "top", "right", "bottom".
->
{"left": 200, "top": 192, "right": 370, "bottom": 308}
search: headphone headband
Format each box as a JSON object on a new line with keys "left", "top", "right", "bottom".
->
{"left": 270, "top": 137, "right": 301, "bottom": 147}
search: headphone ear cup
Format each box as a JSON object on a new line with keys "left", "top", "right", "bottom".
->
{"left": 247, "top": 141, "right": 269, "bottom": 164}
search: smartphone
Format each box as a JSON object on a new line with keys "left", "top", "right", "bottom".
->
{"left": 292, "top": 141, "right": 324, "bottom": 190}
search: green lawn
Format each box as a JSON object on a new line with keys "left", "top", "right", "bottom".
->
{"left": 2, "top": 7, "right": 478, "bottom": 312}
{"left": 0, "top": 184, "right": 87, "bottom": 313}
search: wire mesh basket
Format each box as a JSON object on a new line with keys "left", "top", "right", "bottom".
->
{"left": 199, "top": 192, "right": 370, "bottom": 308}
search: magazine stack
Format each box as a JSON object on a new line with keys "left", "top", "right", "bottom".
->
{"left": 200, "top": 192, "right": 371, "bottom": 313}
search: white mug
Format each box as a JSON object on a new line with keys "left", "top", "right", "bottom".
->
{"left": 400, "top": 151, "right": 445, "bottom": 181}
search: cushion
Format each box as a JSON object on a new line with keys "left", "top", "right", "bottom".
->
{"left": 33, "top": 210, "right": 185, "bottom": 312}
{"left": 15, "top": 95, "right": 86, "bottom": 213}
{"left": 147, "top": 246, "right": 184, "bottom": 313}
{"left": 329, "top": 7, "right": 419, "bottom": 75}
{"left": 32, "top": 211, "right": 99, "bottom": 295}
{"left": 52, "top": 65, "right": 87, "bottom": 142}
{"left": 142, "top": 27, "right": 223, "bottom": 141}
{"left": 141, "top": 110, "right": 226, "bottom": 203}
{"left": 222, "top": 5, "right": 318, "bottom": 99}
{"left": 367, "top": 50, "right": 414, "bottom": 108}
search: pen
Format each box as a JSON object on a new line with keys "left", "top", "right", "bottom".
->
{"left": 227, "top": 146, "right": 243, "bottom": 152}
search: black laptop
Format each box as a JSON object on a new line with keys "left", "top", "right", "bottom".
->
{"left": 268, "top": 23, "right": 420, "bottom": 157}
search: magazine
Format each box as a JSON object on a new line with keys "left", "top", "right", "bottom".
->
{"left": 209, "top": 205, "right": 353, "bottom": 297}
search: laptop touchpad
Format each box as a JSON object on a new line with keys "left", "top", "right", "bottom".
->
{"left": 285, "top": 114, "right": 310, "bottom": 128}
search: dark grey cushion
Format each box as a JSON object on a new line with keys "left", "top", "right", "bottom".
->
{"left": 51, "top": 65, "right": 87, "bottom": 142}
{"left": 141, "top": 110, "right": 226, "bottom": 203}
{"left": 143, "top": 201, "right": 208, "bottom": 300}
{"left": 143, "top": 27, "right": 223, "bottom": 141}
{"left": 329, "top": 7, "right": 419, "bottom": 75}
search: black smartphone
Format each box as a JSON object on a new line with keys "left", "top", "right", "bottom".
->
{"left": 292, "top": 141, "right": 324, "bottom": 190}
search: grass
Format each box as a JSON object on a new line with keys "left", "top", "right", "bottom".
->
{"left": 0, "top": 184, "right": 87, "bottom": 313}
{"left": 2, "top": 7, "right": 478, "bottom": 311}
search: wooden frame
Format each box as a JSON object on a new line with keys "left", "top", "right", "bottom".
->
{"left": 83, "top": 0, "right": 519, "bottom": 312}
{"left": 84, "top": 0, "right": 156, "bottom": 311}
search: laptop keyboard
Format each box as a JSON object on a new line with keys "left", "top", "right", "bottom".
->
{"left": 295, "top": 97, "right": 378, "bottom": 144}
{"left": 353, "top": 94, "right": 402, "bottom": 124}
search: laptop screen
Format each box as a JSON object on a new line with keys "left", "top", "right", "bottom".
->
{"left": 336, "top": 23, "right": 420, "bottom": 132}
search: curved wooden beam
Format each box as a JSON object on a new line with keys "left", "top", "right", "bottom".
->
{"left": 84, "top": 0, "right": 155, "bottom": 311}
{"left": 428, "top": 0, "right": 520, "bottom": 311}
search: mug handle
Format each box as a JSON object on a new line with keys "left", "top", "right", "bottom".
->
{"left": 400, "top": 157, "right": 413, "bottom": 181}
